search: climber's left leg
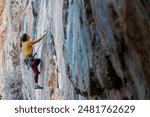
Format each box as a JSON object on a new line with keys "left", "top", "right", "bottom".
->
{"left": 34, "top": 58, "right": 41, "bottom": 67}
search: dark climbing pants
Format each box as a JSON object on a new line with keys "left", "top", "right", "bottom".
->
{"left": 31, "top": 58, "right": 41, "bottom": 83}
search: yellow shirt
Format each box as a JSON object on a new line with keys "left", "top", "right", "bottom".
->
{"left": 24, "top": 41, "right": 33, "bottom": 57}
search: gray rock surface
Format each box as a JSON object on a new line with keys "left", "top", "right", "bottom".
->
{"left": 0, "top": 0, "right": 150, "bottom": 100}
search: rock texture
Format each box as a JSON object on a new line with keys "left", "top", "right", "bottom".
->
{"left": 0, "top": 0, "right": 150, "bottom": 100}
{"left": 0, "top": 0, "right": 6, "bottom": 73}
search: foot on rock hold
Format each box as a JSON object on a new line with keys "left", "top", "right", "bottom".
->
{"left": 35, "top": 85, "right": 43, "bottom": 89}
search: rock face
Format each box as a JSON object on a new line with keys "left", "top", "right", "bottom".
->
{"left": 0, "top": 0, "right": 6, "bottom": 73}
{"left": 0, "top": 0, "right": 150, "bottom": 100}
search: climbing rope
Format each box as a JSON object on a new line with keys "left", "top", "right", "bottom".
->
{"left": 33, "top": 35, "right": 46, "bottom": 57}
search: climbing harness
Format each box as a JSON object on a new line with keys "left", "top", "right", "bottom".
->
{"left": 23, "top": 55, "right": 35, "bottom": 70}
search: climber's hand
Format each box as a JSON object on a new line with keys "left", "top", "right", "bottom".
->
{"left": 33, "top": 31, "right": 47, "bottom": 44}
{"left": 43, "top": 30, "right": 48, "bottom": 36}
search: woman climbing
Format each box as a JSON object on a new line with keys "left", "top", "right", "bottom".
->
{"left": 20, "top": 32, "right": 47, "bottom": 89}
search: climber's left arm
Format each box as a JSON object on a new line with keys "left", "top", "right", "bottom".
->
{"left": 19, "top": 40, "right": 22, "bottom": 53}
{"left": 32, "top": 31, "right": 47, "bottom": 45}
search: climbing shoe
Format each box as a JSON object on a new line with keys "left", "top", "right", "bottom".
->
{"left": 35, "top": 85, "right": 43, "bottom": 89}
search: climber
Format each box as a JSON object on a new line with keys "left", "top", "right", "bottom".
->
{"left": 19, "top": 32, "right": 47, "bottom": 89}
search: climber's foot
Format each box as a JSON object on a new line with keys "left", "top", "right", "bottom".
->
{"left": 35, "top": 85, "right": 43, "bottom": 89}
